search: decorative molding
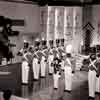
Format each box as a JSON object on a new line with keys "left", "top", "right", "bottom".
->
{"left": 0, "top": 0, "right": 37, "bottom": 5}
{"left": 0, "top": 19, "right": 25, "bottom": 26}
{"left": 83, "top": 22, "right": 94, "bottom": 31}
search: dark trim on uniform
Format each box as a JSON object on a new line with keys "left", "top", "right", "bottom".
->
{"left": 33, "top": 79, "right": 39, "bottom": 81}
{"left": 21, "top": 83, "right": 28, "bottom": 85}
{"left": 12, "top": 19, "right": 25, "bottom": 26}
{"left": 54, "top": 88, "right": 58, "bottom": 90}
{"left": 40, "top": 76, "right": 46, "bottom": 78}
{"left": 64, "top": 90, "right": 71, "bottom": 93}
{"left": 95, "top": 92, "right": 100, "bottom": 95}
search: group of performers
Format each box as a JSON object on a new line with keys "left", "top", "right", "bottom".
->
{"left": 18, "top": 38, "right": 100, "bottom": 98}
{"left": 18, "top": 38, "right": 76, "bottom": 93}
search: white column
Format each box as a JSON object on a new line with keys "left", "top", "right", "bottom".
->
{"left": 64, "top": 7, "right": 67, "bottom": 46}
{"left": 46, "top": 6, "right": 55, "bottom": 47}
{"left": 40, "top": 6, "right": 47, "bottom": 40}
{"left": 54, "top": 7, "right": 58, "bottom": 46}
{"left": 54, "top": 6, "right": 64, "bottom": 46}
{"left": 64, "top": 7, "right": 73, "bottom": 46}
{"left": 46, "top": 7, "right": 50, "bottom": 47}
{"left": 72, "top": 7, "right": 83, "bottom": 53}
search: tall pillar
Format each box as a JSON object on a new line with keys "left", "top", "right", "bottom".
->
{"left": 54, "top": 6, "right": 64, "bottom": 46}
{"left": 64, "top": 7, "right": 73, "bottom": 46}
{"left": 46, "top": 6, "right": 55, "bottom": 47}
{"left": 73, "top": 7, "right": 83, "bottom": 53}
{"left": 54, "top": 7, "right": 58, "bottom": 46}
{"left": 40, "top": 6, "right": 48, "bottom": 40}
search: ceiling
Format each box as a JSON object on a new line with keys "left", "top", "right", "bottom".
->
{"left": 2, "top": 0, "right": 100, "bottom": 6}
{"left": 25, "top": 0, "right": 100, "bottom": 6}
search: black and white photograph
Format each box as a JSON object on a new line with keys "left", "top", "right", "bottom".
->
{"left": 0, "top": 0, "right": 99, "bottom": 100}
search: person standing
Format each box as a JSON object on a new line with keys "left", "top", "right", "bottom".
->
{"left": 21, "top": 40, "right": 30, "bottom": 85}
{"left": 3, "top": 89, "right": 12, "bottom": 100}
{"left": 58, "top": 45, "right": 66, "bottom": 71}
{"left": 88, "top": 54, "right": 97, "bottom": 99}
{"left": 32, "top": 49, "right": 40, "bottom": 81}
{"left": 40, "top": 48, "right": 47, "bottom": 78}
{"left": 32, "top": 39, "right": 41, "bottom": 81}
{"left": 95, "top": 53, "right": 100, "bottom": 94}
{"left": 17, "top": 40, "right": 29, "bottom": 56}
{"left": 52, "top": 57, "right": 61, "bottom": 89}
{"left": 40, "top": 39, "right": 47, "bottom": 78}
{"left": 48, "top": 47, "right": 54, "bottom": 75}
{"left": 21, "top": 50, "right": 30, "bottom": 85}
{"left": 64, "top": 44, "right": 73, "bottom": 93}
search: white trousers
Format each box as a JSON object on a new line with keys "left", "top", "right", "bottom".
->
{"left": 33, "top": 58, "right": 40, "bottom": 80}
{"left": 48, "top": 61, "right": 53, "bottom": 74}
{"left": 40, "top": 59, "right": 46, "bottom": 77}
{"left": 64, "top": 67, "right": 72, "bottom": 91}
{"left": 61, "top": 60, "right": 64, "bottom": 70}
{"left": 22, "top": 61, "right": 29, "bottom": 84}
{"left": 88, "top": 70, "right": 96, "bottom": 97}
{"left": 53, "top": 72, "right": 60, "bottom": 89}
{"left": 48, "top": 55, "right": 54, "bottom": 74}
{"left": 96, "top": 76, "right": 100, "bottom": 93}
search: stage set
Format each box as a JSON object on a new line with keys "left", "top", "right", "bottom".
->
{"left": 0, "top": 0, "right": 100, "bottom": 100}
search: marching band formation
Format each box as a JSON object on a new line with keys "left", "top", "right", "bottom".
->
{"left": 18, "top": 38, "right": 100, "bottom": 99}
{"left": 18, "top": 39, "right": 76, "bottom": 91}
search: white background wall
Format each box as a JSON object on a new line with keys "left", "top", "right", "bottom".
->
{"left": 92, "top": 5, "right": 100, "bottom": 46}
{"left": 0, "top": 1, "right": 41, "bottom": 62}
{"left": 0, "top": 1, "right": 41, "bottom": 33}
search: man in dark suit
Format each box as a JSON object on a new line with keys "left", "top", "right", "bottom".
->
{"left": 3, "top": 90, "right": 12, "bottom": 100}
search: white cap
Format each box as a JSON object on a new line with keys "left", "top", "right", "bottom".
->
{"left": 42, "top": 37, "right": 45, "bottom": 41}
{"left": 35, "top": 38, "right": 39, "bottom": 42}
{"left": 24, "top": 40, "right": 28, "bottom": 43}
{"left": 65, "top": 44, "right": 72, "bottom": 53}
{"left": 80, "top": 41, "right": 83, "bottom": 45}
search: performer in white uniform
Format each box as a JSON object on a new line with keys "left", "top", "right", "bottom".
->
{"left": 64, "top": 44, "right": 73, "bottom": 92}
{"left": 18, "top": 40, "right": 29, "bottom": 56}
{"left": 40, "top": 39, "right": 47, "bottom": 78}
{"left": 52, "top": 57, "right": 61, "bottom": 89}
{"left": 48, "top": 48, "right": 54, "bottom": 75}
{"left": 95, "top": 53, "right": 100, "bottom": 94}
{"left": 32, "top": 53, "right": 40, "bottom": 81}
{"left": 40, "top": 54, "right": 46, "bottom": 77}
{"left": 32, "top": 39, "right": 40, "bottom": 81}
{"left": 22, "top": 51, "right": 30, "bottom": 85}
{"left": 21, "top": 40, "right": 30, "bottom": 85}
{"left": 88, "top": 54, "right": 97, "bottom": 99}
{"left": 58, "top": 44, "right": 66, "bottom": 71}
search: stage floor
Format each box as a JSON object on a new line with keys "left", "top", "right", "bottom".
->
{"left": 0, "top": 64, "right": 99, "bottom": 100}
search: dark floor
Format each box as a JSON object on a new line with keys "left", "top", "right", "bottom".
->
{"left": 28, "top": 71, "right": 89, "bottom": 100}
{"left": 0, "top": 63, "right": 100, "bottom": 100}
{"left": 18, "top": 71, "right": 100, "bottom": 100}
